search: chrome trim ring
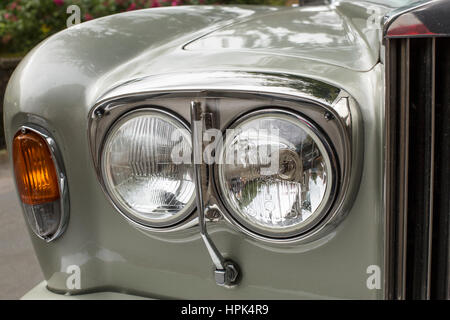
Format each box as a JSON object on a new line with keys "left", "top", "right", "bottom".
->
{"left": 98, "top": 107, "right": 197, "bottom": 230}
{"left": 214, "top": 108, "right": 339, "bottom": 240}
{"left": 16, "top": 124, "right": 70, "bottom": 242}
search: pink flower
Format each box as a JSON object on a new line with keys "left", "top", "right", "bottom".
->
{"left": 53, "top": 0, "right": 64, "bottom": 6}
{"left": 151, "top": 0, "right": 160, "bottom": 7}
{"left": 10, "top": 2, "right": 18, "bottom": 10}
{"left": 84, "top": 13, "right": 93, "bottom": 21}
{"left": 4, "top": 13, "right": 17, "bottom": 21}
{"left": 127, "top": 3, "right": 137, "bottom": 10}
{"left": 171, "top": 0, "right": 178, "bottom": 6}
{"left": 2, "top": 34, "right": 12, "bottom": 44}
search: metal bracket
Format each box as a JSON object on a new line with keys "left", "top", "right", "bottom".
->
{"left": 190, "top": 101, "right": 240, "bottom": 287}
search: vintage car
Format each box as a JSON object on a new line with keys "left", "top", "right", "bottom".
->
{"left": 3, "top": 0, "right": 449, "bottom": 299}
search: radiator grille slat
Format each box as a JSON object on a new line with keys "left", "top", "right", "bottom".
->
{"left": 386, "top": 37, "right": 450, "bottom": 300}
{"left": 431, "top": 38, "right": 450, "bottom": 300}
{"left": 405, "top": 37, "right": 434, "bottom": 299}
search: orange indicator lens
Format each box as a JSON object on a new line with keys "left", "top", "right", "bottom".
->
{"left": 13, "top": 130, "right": 60, "bottom": 205}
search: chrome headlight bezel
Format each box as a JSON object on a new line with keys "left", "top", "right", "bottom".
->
{"left": 214, "top": 108, "right": 340, "bottom": 239}
{"left": 99, "top": 108, "right": 196, "bottom": 229}
{"left": 88, "top": 71, "right": 362, "bottom": 243}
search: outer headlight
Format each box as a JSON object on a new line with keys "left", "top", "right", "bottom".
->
{"left": 101, "top": 109, "right": 195, "bottom": 228}
{"left": 217, "top": 109, "right": 337, "bottom": 239}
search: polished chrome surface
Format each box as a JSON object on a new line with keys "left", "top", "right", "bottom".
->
{"left": 426, "top": 37, "right": 436, "bottom": 299}
{"left": 396, "top": 38, "right": 410, "bottom": 300}
{"left": 190, "top": 101, "right": 239, "bottom": 287}
{"left": 100, "top": 108, "right": 196, "bottom": 229}
{"left": 88, "top": 71, "right": 362, "bottom": 245}
{"left": 17, "top": 124, "right": 70, "bottom": 242}
{"left": 96, "top": 71, "right": 340, "bottom": 107}
{"left": 384, "top": 38, "right": 410, "bottom": 300}
{"left": 384, "top": 33, "right": 444, "bottom": 299}
{"left": 215, "top": 108, "right": 338, "bottom": 240}
{"left": 383, "top": 0, "right": 450, "bottom": 38}
{"left": 94, "top": 107, "right": 198, "bottom": 232}
{"left": 384, "top": 38, "right": 396, "bottom": 300}
{"left": 383, "top": 0, "right": 431, "bottom": 35}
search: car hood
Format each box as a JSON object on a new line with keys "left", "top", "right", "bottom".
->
{"left": 184, "top": 4, "right": 383, "bottom": 71}
{"left": 6, "top": 3, "right": 391, "bottom": 118}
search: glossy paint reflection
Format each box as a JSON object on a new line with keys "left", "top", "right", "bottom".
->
{"left": 4, "top": 4, "right": 386, "bottom": 299}
{"left": 185, "top": 6, "right": 378, "bottom": 71}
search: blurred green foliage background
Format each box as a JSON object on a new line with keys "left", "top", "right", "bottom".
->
{"left": 0, "top": 0, "right": 288, "bottom": 56}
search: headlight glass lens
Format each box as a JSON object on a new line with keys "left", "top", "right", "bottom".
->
{"left": 102, "top": 110, "right": 195, "bottom": 227}
{"left": 218, "top": 111, "right": 334, "bottom": 238}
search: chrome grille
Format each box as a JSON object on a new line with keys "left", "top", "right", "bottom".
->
{"left": 385, "top": 37, "right": 450, "bottom": 299}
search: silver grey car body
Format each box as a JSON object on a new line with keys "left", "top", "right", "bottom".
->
{"left": 4, "top": 0, "right": 449, "bottom": 299}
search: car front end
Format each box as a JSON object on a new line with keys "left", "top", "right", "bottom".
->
{"left": 3, "top": 0, "right": 449, "bottom": 300}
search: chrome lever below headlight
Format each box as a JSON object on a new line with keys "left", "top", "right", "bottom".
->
{"left": 190, "top": 101, "right": 239, "bottom": 287}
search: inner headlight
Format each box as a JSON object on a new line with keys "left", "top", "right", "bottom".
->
{"left": 101, "top": 109, "right": 195, "bottom": 228}
{"left": 217, "top": 109, "right": 336, "bottom": 239}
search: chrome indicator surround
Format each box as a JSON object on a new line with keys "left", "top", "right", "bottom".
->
{"left": 15, "top": 124, "right": 70, "bottom": 242}
{"left": 88, "top": 71, "right": 363, "bottom": 244}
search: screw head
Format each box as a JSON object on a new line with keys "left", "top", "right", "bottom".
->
{"left": 94, "top": 108, "right": 104, "bottom": 118}
{"left": 224, "top": 261, "right": 239, "bottom": 285}
{"left": 324, "top": 111, "right": 334, "bottom": 121}
{"left": 205, "top": 208, "right": 221, "bottom": 221}
{"left": 214, "top": 261, "right": 240, "bottom": 287}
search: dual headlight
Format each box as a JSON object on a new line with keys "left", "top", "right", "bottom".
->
{"left": 101, "top": 108, "right": 336, "bottom": 239}
{"left": 102, "top": 109, "right": 196, "bottom": 228}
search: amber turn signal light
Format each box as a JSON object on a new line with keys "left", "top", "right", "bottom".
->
{"left": 13, "top": 129, "right": 60, "bottom": 205}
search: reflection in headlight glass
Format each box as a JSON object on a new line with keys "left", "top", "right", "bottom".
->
{"left": 218, "top": 112, "right": 332, "bottom": 236}
{"left": 102, "top": 111, "right": 195, "bottom": 226}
